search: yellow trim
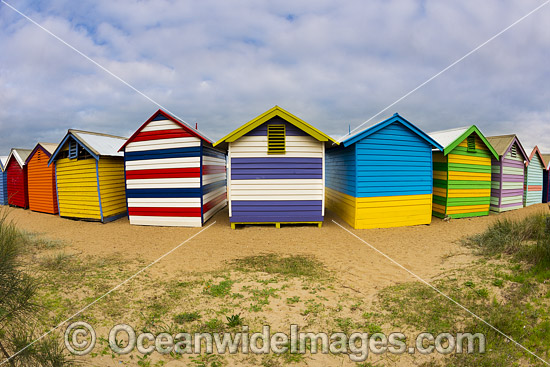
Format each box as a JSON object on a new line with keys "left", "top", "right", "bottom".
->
{"left": 447, "top": 189, "right": 491, "bottom": 198}
{"left": 448, "top": 154, "right": 491, "bottom": 165}
{"left": 214, "top": 106, "right": 338, "bottom": 146}
{"left": 267, "top": 124, "right": 286, "bottom": 154}
{"left": 433, "top": 171, "right": 447, "bottom": 181}
{"left": 446, "top": 204, "right": 489, "bottom": 214}
{"left": 448, "top": 171, "right": 491, "bottom": 181}
{"left": 326, "top": 188, "right": 433, "bottom": 229}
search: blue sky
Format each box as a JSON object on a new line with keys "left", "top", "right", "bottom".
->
{"left": 0, "top": 0, "right": 549, "bottom": 156}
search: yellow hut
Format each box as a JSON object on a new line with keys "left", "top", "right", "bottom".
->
{"left": 48, "top": 129, "right": 128, "bottom": 222}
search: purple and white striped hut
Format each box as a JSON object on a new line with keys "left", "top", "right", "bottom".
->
{"left": 486, "top": 135, "right": 528, "bottom": 212}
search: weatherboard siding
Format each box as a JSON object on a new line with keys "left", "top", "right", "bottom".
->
{"left": 98, "top": 157, "right": 127, "bottom": 219}
{"left": 0, "top": 168, "right": 7, "bottom": 205}
{"left": 326, "top": 120, "right": 435, "bottom": 229}
{"left": 490, "top": 143, "right": 525, "bottom": 213}
{"left": 27, "top": 146, "right": 58, "bottom": 214}
{"left": 433, "top": 135, "right": 492, "bottom": 219}
{"left": 543, "top": 169, "right": 549, "bottom": 203}
{"left": 56, "top": 157, "right": 102, "bottom": 220}
{"left": 524, "top": 154, "right": 544, "bottom": 207}
{"left": 227, "top": 119, "right": 325, "bottom": 224}
{"left": 6, "top": 159, "right": 28, "bottom": 208}
{"left": 123, "top": 115, "right": 226, "bottom": 227}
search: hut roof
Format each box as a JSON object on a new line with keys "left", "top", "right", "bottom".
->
{"left": 428, "top": 125, "right": 499, "bottom": 159}
{"left": 6, "top": 148, "right": 32, "bottom": 168}
{"left": 25, "top": 142, "right": 59, "bottom": 164}
{"left": 541, "top": 154, "right": 550, "bottom": 170}
{"left": 119, "top": 109, "right": 212, "bottom": 152}
{"left": 339, "top": 113, "right": 443, "bottom": 150}
{"left": 0, "top": 156, "right": 7, "bottom": 171}
{"left": 49, "top": 129, "right": 127, "bottom": 165}
{"left": 214, "top": 106, "right": 338, "bottom": 148}
{"left": 486, "top": 134, "right": 528, "bottom": 160}
{"left": 527, "top": 146, "right": 546, "bottom": 167}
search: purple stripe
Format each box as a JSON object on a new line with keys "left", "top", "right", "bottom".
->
{"left": 231, "top": 200, "right": 323, "bottom": 222}
{"left": 502, "top": 159, "right": 525, "bottom": 168}
{"left": 491, "top": 174, "right": 500, "bottom": 181}
{"left": 245, "top": 119, "right": 308, "bottom": 137}
{"left": 499, "top": 202, "right": 524, "bottom": 209}
{"left": 502, "top": 175, "right": 524, "bottom": 182}
{"left": 232, "top": 200, "right": 321, "bottom": 207}
{"left": 232, "top": 158, "right": 322, "bottom": 164}
{"left": 501, "top": 189, "right": 524, "bottom": 197}
{"left": 232, "top": 174, "right": 322, "bottom": 179}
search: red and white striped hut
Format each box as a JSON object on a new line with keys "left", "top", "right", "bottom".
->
{"left": 119, "top": 109, "right": 227, "bottom": 227}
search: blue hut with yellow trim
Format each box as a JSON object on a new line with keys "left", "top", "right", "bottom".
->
{"left": 326, "top": 113, "right": 443, "bottom": 229}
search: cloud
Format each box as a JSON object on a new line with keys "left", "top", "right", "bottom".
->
{"left": 0, "top": 0, "right": 549, "bottom": 155}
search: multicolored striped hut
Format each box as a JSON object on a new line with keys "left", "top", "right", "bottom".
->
{"left": 326, "top": 113, "right": 443, "bottom": 229}
{"left": 119, "top": 109, "right": 227, "bottom": 227}
{"left": 0, "top": 156, "right": 8, "bottom": 205}
{"left": 486, "top": 135, "right": 528, "bottom": 213}
{"left": 26, "top": 143, "right": 59, "bottom": 214}
{"left": 5, "top": 148, "right": 32, "bottom": 208}
{"left": 49, "top": 130, "right": 128, "bottom": 222}
{"left": 523, "top": 146, "right": 546, "bottom": 207}
{"left": 428, "top": 126, "right": 498, "bottom": 219}
{"left": 542, "top": 154, "right": 550, "bottom": 204}
{"left": 214, "top": 106, "right": 338, "bottom": 229}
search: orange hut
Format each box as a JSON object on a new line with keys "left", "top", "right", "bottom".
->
{"left": 26, "top": 143, "right": 59, "bottom": 214}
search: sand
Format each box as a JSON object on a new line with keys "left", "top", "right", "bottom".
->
{"left": 6, "top": 203, "right": 550, "bottom": 366}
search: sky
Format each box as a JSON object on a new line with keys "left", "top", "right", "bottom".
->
{"left": 0, "top": 0, "right": 549, "bottom": 157}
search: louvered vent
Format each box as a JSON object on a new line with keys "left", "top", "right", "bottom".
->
{"left": 467, "top": 135, "right": 476, "bottom": 153}
{"left": 511, "top": 145, "right": 517, "bottom": 158}
{"left": 267, "top": 124, "right": 286, "bottom": 154}
{"left": 68, "top": 141, "right": 78, "bottom": 159}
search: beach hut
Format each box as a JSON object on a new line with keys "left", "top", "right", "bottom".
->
{"left": 523, "top": 146, "right": 546, "bottom": 207}
{"left": 0, "top": 156, "right": 8, "bottom": 205}
{"left": 428, "top": 126, "right": 499, "bottom": 219}
{"left": 26, "top": 143, "right": 59, "bottom": 214}
{"left": 214, "top": 106, "right": 338, "bottom": 228}
{"left": 486, "top": 135, "right": 528, "bottom": 213}
{"left": 49, "top": 130, "right": 128, "bottom": 222}
{"left": 326, "top": 113, "right": 443, "bottom": 229}
{"left": 119, "top": 109, "right": 227, "bottom": 227}
{"left": 542, "top": 154, "right": 550, "bottom": 203}
{"left": 5, "top": 148, "right": 32, "bottom": 208}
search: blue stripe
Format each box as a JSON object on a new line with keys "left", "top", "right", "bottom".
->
{"left": 203, "top": 180, "right": 227, "bottom": 195}
{"left": 231, "top": 157, "right": 321, "bottom": 180}
{"left": 0, "top": 171, "right": 6, "bottom": 205}
{"left": 202, "top": 146, "right": 226, "bottom": 159}
{"left": 230, "top": 200, "right": 323, "bottom": 222}
{"left": 124, "top": 147, "right": 201, "bottom": 161}
{"left": 126, "top": 188, "right": 202, "bottom": 198}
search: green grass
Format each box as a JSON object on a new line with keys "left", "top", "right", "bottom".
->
{"left": 174, "top": 311, "right": 201, "bottom": 324}
{"left": 231, "top": 254, "right": 327, "bottom": 278}
{"left": 203, "top": 279, "right": 234, "bottom": 297}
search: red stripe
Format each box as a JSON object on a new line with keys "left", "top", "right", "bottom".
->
{"left": 203, "top": 192, "right": 227, "bottom": 213}
{"left": 129, "top": 207, "right": 202, "bottom": 217}
{"left": 528, "top": 185, "right": 542, "bottom": 191}
{"left": 202, "top": 165, "right": 226, "bottom": 175}
{"left": 131, "top": 129, "right": 195, "bottom": 142}
{"left": 126, "top": 168, "right": 200, "bottom": 179}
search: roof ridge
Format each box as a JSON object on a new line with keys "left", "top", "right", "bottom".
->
{"left": 69, "top": 129, "right": 127, "bottom": 140}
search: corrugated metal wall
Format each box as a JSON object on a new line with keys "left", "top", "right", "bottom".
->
{"left": 27, "top": 146, "right": 58, "bottom": 214}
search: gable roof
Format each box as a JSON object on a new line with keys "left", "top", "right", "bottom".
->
{"left": 49, "top": 129, "right": 127, "bottom": 165}
{"left": 428, "top": 125, "right": 499, "bottom": 159}
{"left": 213, "top": 106, "right": 338, "bottom": 148}
{"left": 486, "top": 134, "right": 528, "bottom": 160}
{"left": 340, "top": 113, "right": 443, "bottom": 150}
{"left": 527, "top": 146, "right": 547, "bottom": 168}
{"left": 0, "top": 156, "right": 8, "bottom": 171}
{"left": 541, "top": 154, "right": 550, "bottom": 170}
{"left": 6, "top": 148, "right": 33, "bottom": 168}
{"left": 119, "top": 109, "right": 212, "bottom": 152}
{"left": 25, "top": 142, "right": 59, "bottom": 164}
